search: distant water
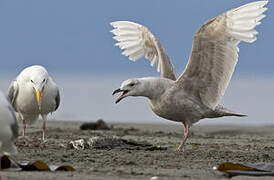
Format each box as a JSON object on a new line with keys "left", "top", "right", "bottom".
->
{"left": 1, "top": 72, "right": 274, "bottom": 126}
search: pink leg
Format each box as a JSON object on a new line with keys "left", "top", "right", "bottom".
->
{"left": 42, "top": 120, "right": 46, "bottom": 141}
{"left": 42, "top": 115, "right": 47, "bottom": 141}
{"left": 22, "top": 120, "right": 26, "bottom": 137}
{"left": 175, "top": 123, "right": 190, "bottom": 152}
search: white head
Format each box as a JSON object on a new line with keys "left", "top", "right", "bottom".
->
{"left": 113, "top": 77, "right": 172, "bottom": 103}
{"left": 112, "top": 78, "right": 144, "bottom": 103}
{"left": 23, "top": 65, "right": 49, "bottom": 109}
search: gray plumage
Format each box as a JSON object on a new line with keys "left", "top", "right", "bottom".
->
{"left": 7, "top": 79, "right": 18, "bottom": 108}
{"left": 8, "top": 106, "right": 19, "bottom": 138}
{"left": 0, "top": 91, "right": 18, "bottom": 154}
{"left": 111, "top": 1, "right": 267, "bottom": 151}
{"left": 8, "top": 65, "right": 60, "bottom": 140}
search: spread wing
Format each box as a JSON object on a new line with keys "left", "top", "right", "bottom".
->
{"left": 7, "top": 79, "right": 19, "bottom": 109}
{"left": 110, "top": 21, "right": 176, "bottom": 81}
{"left": 176, "top": 1, "right": 268, "bottom": 109}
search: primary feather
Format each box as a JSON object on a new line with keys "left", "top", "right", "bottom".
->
{"left": 110, "top": 21, "right": 177, "bottom": 80}
{"left": 177, "top": 0, "right": 268, "bottom": 109}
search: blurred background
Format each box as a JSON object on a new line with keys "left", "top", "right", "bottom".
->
{"left": 0, "top": 0, "right": 273, "bottom": 125}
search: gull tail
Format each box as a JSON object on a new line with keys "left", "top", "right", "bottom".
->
{"left": 213, "top": 105, "right": 247, "bottom": 117}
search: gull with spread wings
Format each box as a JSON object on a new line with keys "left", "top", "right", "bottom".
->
{"left": 111, "top": 1, "right": 268, "bottom": 151}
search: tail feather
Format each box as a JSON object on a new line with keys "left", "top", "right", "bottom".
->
{"left": 214, "top": 105, "right": 247, "bottom": 117}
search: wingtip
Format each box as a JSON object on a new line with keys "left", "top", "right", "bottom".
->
{"left": 252, "top": 0, "right": 268, "bottom": 6}
{"left": 109, "top": 21, "right": 120, "bottom": 28}
{"left": 258, "top": 0, "right": 268, "bottom": 8}
{"left": 109, "top": 21, "right": 124, "bottom": 27}
{"left": 263, "top": 0, "right": 268, "bottom": 5}
{"left": 236, "top": 113, "right": 248, "bottom": 117}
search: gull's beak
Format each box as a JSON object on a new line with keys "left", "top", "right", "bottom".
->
{"left": 35, "top": 90, "right": 43, "bottom": 110}
{"left": 112, "top": 88, "right": 128, "bottom": 104}
{"left": 112, "top": 88, "right": 122, "bottom": 95}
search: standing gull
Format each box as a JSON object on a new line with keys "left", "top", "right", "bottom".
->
{"left": 0, "top": 91, "right": 18, "bottom": 154}
{"left": 8, "top": 65, "right": 60, "bottom": 141}
{"left": 111, "top": 1, "right": 268, "bottom": 151}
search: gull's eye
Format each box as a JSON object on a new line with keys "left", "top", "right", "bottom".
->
{"left": 129, "top": 83, "right": 134, "bottom": 87}
{"left": 43, "top": 79, "right": 45, "bottom": 83}
{"left": 31, "top": 80, "right": 34, "bottom": 83}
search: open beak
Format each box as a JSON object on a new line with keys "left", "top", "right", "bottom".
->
{"left": 35, "top": 90, "right": 43, "bottom": 110}
{"left": 112, "top": 88, "right": 129, "bottom": 104}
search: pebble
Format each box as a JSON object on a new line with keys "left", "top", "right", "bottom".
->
{"left": 150, "top": 176, "right": 159, "bottom": 180}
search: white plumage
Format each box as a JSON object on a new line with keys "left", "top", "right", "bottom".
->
{"left": 111, "top": 1, "right": 268, "bottom": 151}
{"left": 8, "top": 65, "right": 60, "bottom": 141}
{"left": 110, "top": 21, "right": 177, "bottom": 80}
{"left": 0, "top": 91, "right": 18, "bottom": 154}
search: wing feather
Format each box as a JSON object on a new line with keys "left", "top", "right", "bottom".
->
{"left": 110, "top": 21, "right": 176, "bottom": 80}
{"left": 7, "top": 79, "right": 19, "bottom": 109}
{"left": 177, "top": 0, "right": 268, "bottom": 108}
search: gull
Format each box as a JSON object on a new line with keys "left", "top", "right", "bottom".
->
{"left": 8, "top": 65, "right": 60, "bottom": 141}
{"left": 0, "top": 91, "right": 18, "bottom": 154}
{"left": 111, "top": 1, "right": 268, "bottom": 151}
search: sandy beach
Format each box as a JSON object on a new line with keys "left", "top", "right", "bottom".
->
{"left": 1, "top": 120, "right": 274, "bottom": 180}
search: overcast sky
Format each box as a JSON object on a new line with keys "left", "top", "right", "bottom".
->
{"left": 0, "top": 0, "right": 273, "bottom": 76}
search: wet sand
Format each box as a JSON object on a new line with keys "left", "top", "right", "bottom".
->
{"left": 1, "top": 120, "right": 274, "bottom": 180}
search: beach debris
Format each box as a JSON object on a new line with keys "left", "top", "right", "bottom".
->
{"left": 80, "top": 119, "right": 111, "bottom": 130}
{"left": 69, "top": 139, "right": 86, "bottom": 150}
{"left": 218, "top": 162, "right": 274, "bottom": 177}
{"left": 68, "top": 136, "right": 167, "bottom": 151}
{"left": 150, "top": 176, "right": 160, "bottom": 180}
{"left": 0, "top": 155, "right": 75, "bottom": 171}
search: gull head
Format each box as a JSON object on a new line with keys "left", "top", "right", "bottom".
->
{"left": 112, "top": 79, "right": 142, "bottom": 104}
{"left": 27, "top": 66, "right": 49, "bottom": 110}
